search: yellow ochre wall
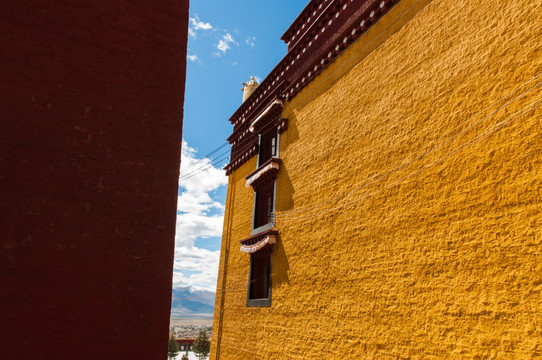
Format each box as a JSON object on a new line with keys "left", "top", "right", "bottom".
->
{"left": 212, "top": 0, "right": 542, "bottom": 358}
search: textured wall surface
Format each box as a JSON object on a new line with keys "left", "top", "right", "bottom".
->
{"left": 212, "top": 0, "right": 542, "bottom": 358}
{"left": 0, "top": 1, "right": 188, "bottom": 359}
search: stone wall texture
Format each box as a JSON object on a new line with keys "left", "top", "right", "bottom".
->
{"left": 212, "top": 0, "right": 542, "bottom": 358}
{"left": 0, "top": 1, "right": 188, "bottom": 359}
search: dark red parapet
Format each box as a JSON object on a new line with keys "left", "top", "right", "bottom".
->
{"left": 224, "top": 0, "right": 400, "bottom": 173}
{"left": 0, "top": 1, "right": 188, "bottom": 359}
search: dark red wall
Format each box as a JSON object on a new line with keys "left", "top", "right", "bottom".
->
{"left": 0, "top": 1, "right": 188, "bottom": 358}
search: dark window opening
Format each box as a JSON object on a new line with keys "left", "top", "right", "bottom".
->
{"left": 247, "top": 251, "right": 271, "bottom": 306}
{"left": 259, "top": 129, "right": 277, "bottom": 166}
{"left": 254, "top": 182, "right": 274, "bottom": 229}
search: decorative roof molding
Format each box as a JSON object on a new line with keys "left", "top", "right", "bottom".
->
{"left": 240, "top": 234, "right": 276, "bottom": 254}
{"left": 245, "top": 158, "right": 281, "bottom": 190}
{"left": 281, "top": 0, "right": 332, "bottom": 51}
{"left": 240, "top": 228, "right": 278, "bottom": 254}
{"left": 249, "top": 100, "right": 284, "bottom": 133}
{"left": 224, "top": 140, "right": 258, "bottom": 176}
{"left": 224, "top": 117, "right": 288, "bottom": 175}
{"left": 226, "top": 0, "right": 400, "bottom": 173}
{"left": 282, "top": 0, "right": 397, "bottom": 100}
{"left": 277, "top": 118, "right": 289, "bottom": 134}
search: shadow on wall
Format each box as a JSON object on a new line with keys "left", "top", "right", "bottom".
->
{"left": 272, "top": 114, "right": 298, "bottom": 288}
{"left": 282, "top": 113, "right": 300, "bottom": 149}
{"left": 273, "top": 232, "right": 290, "bottom": 288}
{"left": 276, "top": 113, "right": 298, "bottom": 213}
{"left": 276, "top": 161, "right": 295, "bottom": 212}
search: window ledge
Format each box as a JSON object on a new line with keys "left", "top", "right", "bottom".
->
{"left": 251, "top": 222, "right": 275, "bottom": 236}
{"left": 241, "top": 228, "right": 278, "bottom": 254}
{"left": 247, "top": 297, "right": 271, "bottom": 307}
{"left": 245, "top": 157, "right": 281, "bottom": 190}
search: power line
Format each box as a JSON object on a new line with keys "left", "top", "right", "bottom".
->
{"left": 185, "top": 0, "right": 427, "bottom": 182}
{"left": 275, "top": 73, "right": 542, "bottom": 218}
{"left": 181, "top": 142, "right": 229, "bottom": 172}
{"left": 179, "top": 134, "right": 261, "bottom": 182}
{"left": 228, "top": 0, "right": 428, "bottom": 155}
{"left": 179, "top": 69, "right": 541, "bottom": 186}
{"left": 179, "top": 153, "right": 231, "bottom": 182}
{"left": 280, "top": 99, "right": 542, "bottom": 221}
{"left": 283, "top": 103, "right": 542, "bottom": 282}
{"left": 277, "top": 97, "right": 542, "bottom": 222}
{"left": 178, "top": 134, "right": 263, "bottom": 181}
{"left": 179, "top": 149, "right": 231, "bottom": 180}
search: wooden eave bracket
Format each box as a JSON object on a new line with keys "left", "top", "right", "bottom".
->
{"left": 240, "top": 228, "right": 279, "bottom": 254}
{"left": 224, "top": 140, "right": 259, "bottom": 175}
{"left": 249, "top": 99, "right": 284, "bottom": 133}
{"left": 245, "top": 157, "right": 281, "bottom": 190}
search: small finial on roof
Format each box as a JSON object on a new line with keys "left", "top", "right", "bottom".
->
{"left": 241, "top": 76, "right": 259, "bottom": 103}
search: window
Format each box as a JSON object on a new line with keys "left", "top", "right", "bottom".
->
{"left": 258, "top": 129, "right": 277, "bottom": 166}
{"left": 247, "top": 251, "right": 272, "bottom": 306}
{"left": 254, "top": 181, "right": 274, "bottom": 229}
{"left": 251, "top": 128, "right": 278, "bottom": 234}
{"left": 246, "top": 127, "right": 279, "bottom": 306}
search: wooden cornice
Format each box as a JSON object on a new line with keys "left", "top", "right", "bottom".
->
{"left": 281, "top": 0, "right": 330, "bottom": 51}
{"left": 245, "top": 157, "right": 281, "bottom": 191}
{"left": 226, "top": 0, "right": 400, "bottom": 173}
{"left": 239, "top": 228, "right": 279, "bottom": 254}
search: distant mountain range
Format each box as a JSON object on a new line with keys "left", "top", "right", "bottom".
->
{"left": 171, "top": 286, "right": 216, "bottom": 319}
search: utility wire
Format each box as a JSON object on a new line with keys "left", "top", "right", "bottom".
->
{"left": 229, "top": 0, "right": 428, "bottom": 155}
{"left": 180, "top": 70, "right": 540, "bottom": 185}
{"left": 179, "top": 0, "right": 541, "bottom": 221}
{"left": 187, "top": 0, "right": 427, "bottom": 181}
{"left": 178, "top": 137, "right": 260, "bottom": 182}
{"left": 277, "top": 97, "right": 542, "bottom": 222}
{"left": 179, "top": 148, "right": 231, "bottom": 180}
{"left": 275, "top": 73, "right": 542, "bottom": 218}
{"left": 181, "top": 142, "right": 229, "bottom": 172}
{"left": 178, "top": 133, "right": 261, "bottom": 182}
{"left": 179, "top": 154, "right": 231, "bottom": 182}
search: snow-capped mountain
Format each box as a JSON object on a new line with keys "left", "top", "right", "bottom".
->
{"left": 170, "top": 286, "right": 215, "bottom": 319}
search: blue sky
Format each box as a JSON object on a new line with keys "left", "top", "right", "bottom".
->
{"left": 174, "top": 1, "right": 309, "bottom": 291}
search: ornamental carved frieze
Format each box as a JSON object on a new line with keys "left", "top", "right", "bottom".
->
{"left": 224, "top": 140, "right": 258, "bottom": 176}
{"left": 245, "top": 158, "right": 281, "bottom": 191}
{"left": 240, "top": 229, "right": 278, "bottom": 254}
{"left": 277, "top": 118, "right": 289, "bottom": 134}
{"left": 225, "top": 0, "right": 400, "bottom": 174}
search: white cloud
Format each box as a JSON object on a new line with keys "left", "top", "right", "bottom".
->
{"left": 174, "top": 141, "right": 229, "bottom": 291}
{"left": 191, "top": 16, "right": 213, "bottom": 31}
{"left": 173, "top": 246, "right": 220, "bottom": 291}
{"left": 245, "top": 36, "right": 256, "bottom": 48}
{"left": 216, "top": 33, "right": 237, "bottom": 55}
{"left": 189, "top": 15, "right": 213, "bottom": 38}
{"left": 187, "top": 54, "right": 200, "bottom": 63}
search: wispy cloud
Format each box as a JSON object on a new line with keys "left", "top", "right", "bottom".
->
{"left": 245, "top": 36, "right": 256, "bottom": 48}
{"left": 216, "top": 33, "right": 237, "bottom": 55}
{"left": 189, "top": 15, "right": 213, "bottom": 38}
{"left": 174, "top": 141, "right": 228, "bottom": 291}
{"left": 187, "top": 54, "right": 200, "bottom": 63}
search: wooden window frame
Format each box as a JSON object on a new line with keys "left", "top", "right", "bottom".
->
{"left": 258, "top": 128, "right": 278, "bottom": 167}
{"left": 251, "top": 129, "right": 279, "bottom": 236}
{"left": 246, "top": 251, "right": 272, "bottom": 307}
{"left": 252, "top": 181, "right": 276, "bottom": 234}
